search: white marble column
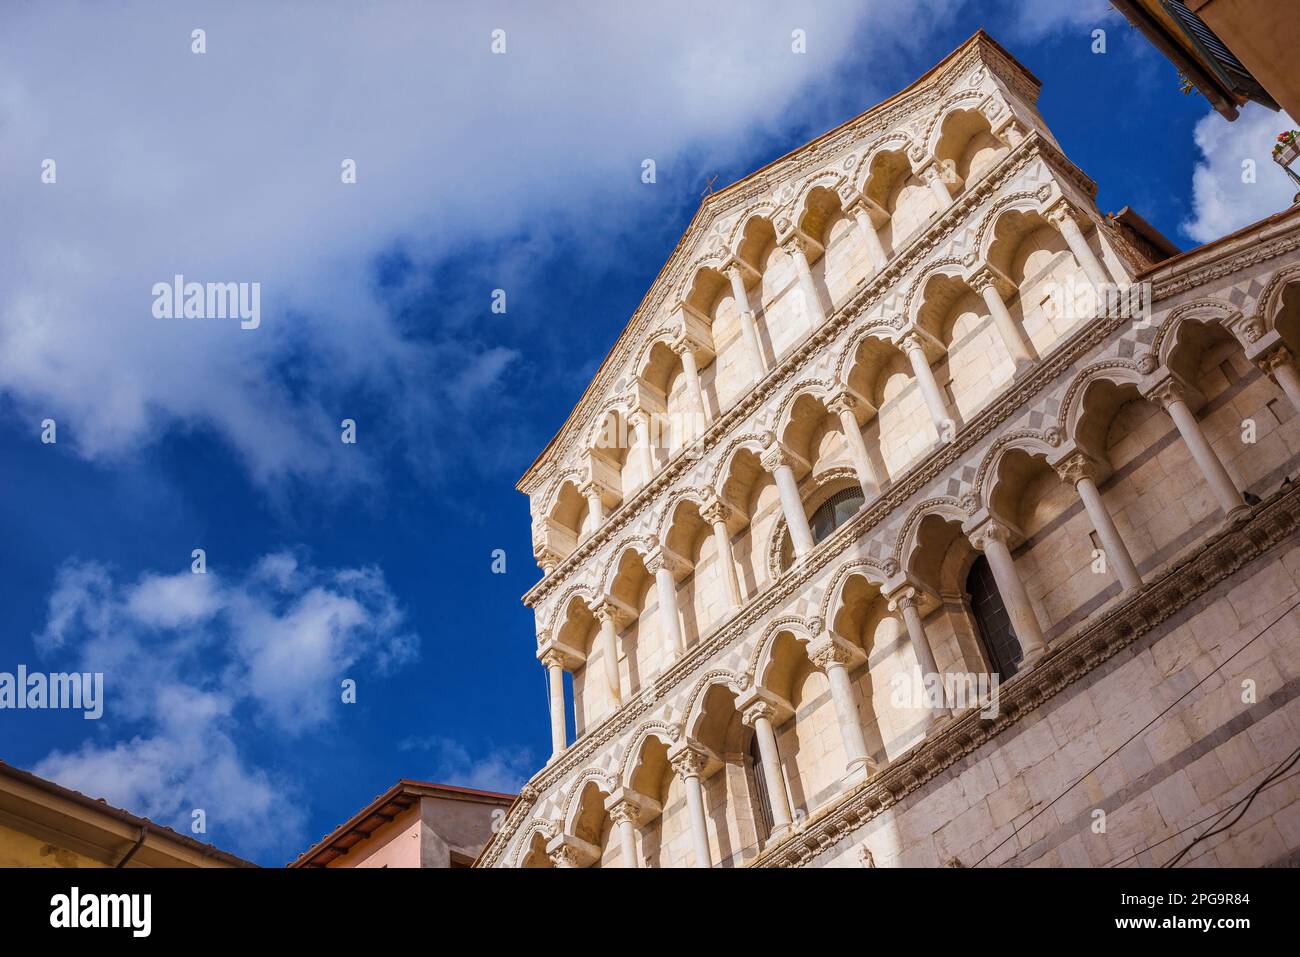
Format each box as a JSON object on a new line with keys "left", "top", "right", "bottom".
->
{"left": 1054, "top": 452, "right": 1142, "bottom": 593}
{"left": 646, "top": 548, "right": 688, "bottom": 657}
{"left": 580, "top": 481, "right": 605, "bottom": 537}
{"left": 968, "top": 521, "right": 1049, "bottom": 668}
{"left": 740, "top": 700, "right": 794, "bottom": 835}
{"left": 725, "top": 262, "right": 768, "bottom": 379}
{"left": 668, "top": 745, "right": 713, "bottom": 868}
{"left": 672, "top": 339, "right": 709, "bottom": 441}
{"left": 900, "top": 333, "right": 955, "bottom": 440}
{"left": 920, "top": 161, "right": 953, "bottom": 208}
{"left": 607, "top": 801, "right": 640, "bottom": 868}
{"left": 761, "top": 442, "right": 815, "bottom": 557}
{"left": 1148, "top": 379, "right": 1249, "bottom": 521}
{"left": 807, "top": 635, "right": 875, "bottom": 781}
{"left": 701, "top": 497, "right": 743, "bottom": 609}
{"left": 1048, "top": 202, "right": 1111, "bottom": 299}
{"left": 541, "top": 649, "right": 568, "bottom": 759}
{"left": 628, "top": 408, "right": 657, "bottom": 490}
{"left": 827, "top": 390, "right": 881, "bottom": 498}
{"left": 887, "top": 587, "right": 950, "bottom": 718}
{"left": 970, "top": 265, "right": 1035, "bottom": 373}
{"left": 849, "top": 202, "right": 888, "bottom": 273}
{"left": 1258, "top": 345, "right": 1300, "bottom": 414}
{"left": 592, "top": 600, "right": 624, "bottom": 706}
{"left": 783, "top": 234, "right": 827, "bottom": 328}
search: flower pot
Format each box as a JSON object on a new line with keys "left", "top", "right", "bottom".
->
{"left": 1276, "top": 141, "right": 1300, "bottom": 167}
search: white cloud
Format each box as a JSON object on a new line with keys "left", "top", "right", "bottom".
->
{"left": 0, "top": 0, "right": 963, "bottom": 488}
{"left": 1183, "top": 103, "right": 1298, "bottom": 244}
{"left": 999, "top": 0, "right": 1120, "bottom": 42}
{"left": 30, "top": 550, "right": 419, "bottom": 857}
{"left": 398, "top": 734, "right": 535, "bottom": 794}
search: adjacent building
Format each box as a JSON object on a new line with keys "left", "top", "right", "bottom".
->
{"left": 0, "top": 760, "right": 253, "bottom": 868}
{"left": 1110, "top": 0, "right": 1298, "bottom": 119}
{"left": 290, "top": 779, "right": 514, "bottom": 868}
{"left": 482, "top": 31, "right": 1300, "bottom": 868}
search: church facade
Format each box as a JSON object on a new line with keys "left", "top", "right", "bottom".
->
{"left": 482, "top": 32, "right": 1300, "bottom": 869}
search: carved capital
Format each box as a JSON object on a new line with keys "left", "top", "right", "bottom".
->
{"left": 825, "top": 388, "right": 861, "bottom": 419}
{"left": 592, "top": 595, "right": 633, "bottom": 628}
{"left": 670, "top": 330, "right": 712, "bottom": 365}
{"left": 1145, "top": 376, "right": 1197, "bottom": 412}
{"left": 546, "top": 833, "right": 599, "bottom": 868}
{"left": 760, "top": 441, "right": 796, "bottom": 473}
{"left": 607, "top": 801, "right": 640, "bottom": 827}
{"left": 741, "top": 700, "right": 778, "bottom": 727}
{"left": 534, "top": 545, "right": 564, "bottom": 576}
{"left": 724, "top": 256, "right": 760, "bottom": 286}
{"left": 780, "top": 230, "right": 821, "bottom": 261}
{"left": 1045, "top": 198, "right": 1079, "bottom": 230}
{"left": 700, "top": 495, "right": 740, "bottom": 528}
{"left": 644, "top": 546, "right": 690, "bottom": 578}
{"left": 1054, "top": 450, "right": 1102, "bottom": 487}
{"left": 898, "top": 331, "right": 930, "bottom": 358}
{"left": 886, "top": 585, "right": 921, "bottom": 614}
{"left": 538, "top": 640, "right": 583, "bottom": 671}
{"left": 968, "top": 263, "right": 1014, "bottom": 298}
{"left": 807, "top": 633, "right": 860, "bottom": 670}
{"left": 967, "top": 520, "right": 1011, "bottom": 552}
{"left": 668, "top": 743, "right": 709, "bottom": 780}
{"left": 1256, "top": 344, "right": 1296, "bottom": 376}
{"left": 605, "top": 787, "right": 660, "bottom": 824}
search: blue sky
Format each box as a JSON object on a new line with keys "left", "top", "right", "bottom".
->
{"left": 0, "top": 1, "right": 1294, "bottom": 865}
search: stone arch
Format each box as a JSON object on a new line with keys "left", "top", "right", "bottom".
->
{"left": 1156, "top": 300, "right": 1248, "bottom": 379}
{"left": 513, "top": 819, "right": 559, "bottom": 868}
{"left": 927, "top": 102, "right": 1007, "bottom": 196}
{"left": 747, "top": 614, "right": 824, "bottom": 687}
{"left": 708, "top": 432, "right": 774, "bottom": 498}
{"left": 974, "top": 431, "right": 1062, "bottom": 515}
{"left": 792, "top": 170, "right": 847, "bottom": 219}
{"left": 895, "top": 497, "right": 971, "bottom": 575}
{"left": 561, "top": 768, "right": 618, "bottom": 837}
{"left": 619, "top": 720, "right": 681, "bottom": 793}
{"left": 539, "top": 468, "right": 587, "bottom": 519}
{"left": 1060, "top": 360, "right": 1149, "bottom": 456}
{"left": 654, "top": 485, "right": 713, "bottom": 545}
{"left": 726, "top": 207, "right": 780, "bottom": 264}
{"left": 600, "top": 534, "right": 658, "bottom": 596}
{"left": 905, "top": 260, "right": 971, "bottom": 332}
{"left": 973, "top": 191, "right": 1054, "bottom": 265}
{"left": 1150, "top": 298, "right": 1242, "bottom": 361}
{"left": 681, "top": 669, "right": 749, "bottom": 742}
{"left": 1261, "top": 262, "right": 1300, "bottom": 326}
{"left": 852, "top": 130, "right": 918, "bottom": 194}
{"left": 921, "top": 89, "right": 992, "bottom": 158}
{"left": 542, "top": 581, "right": 599, "bottom": 637}
{"left": 835, "top": 322, "right": 905, "bottom": 385}
{"left": 820, "top": 557, "right": 894, "bottom": 629}
{"left": 586, "top": 399, "right": 632, "bottom": 454}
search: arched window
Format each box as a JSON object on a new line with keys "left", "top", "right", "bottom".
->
{"left": 779, "top": 486, "right": 866, "bottom": 572}
{"left": 966, "top": 555, "right": 1021, "bottom": 677}
{"left": 810, "top": 486, "right": 866, "bottom": 544}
